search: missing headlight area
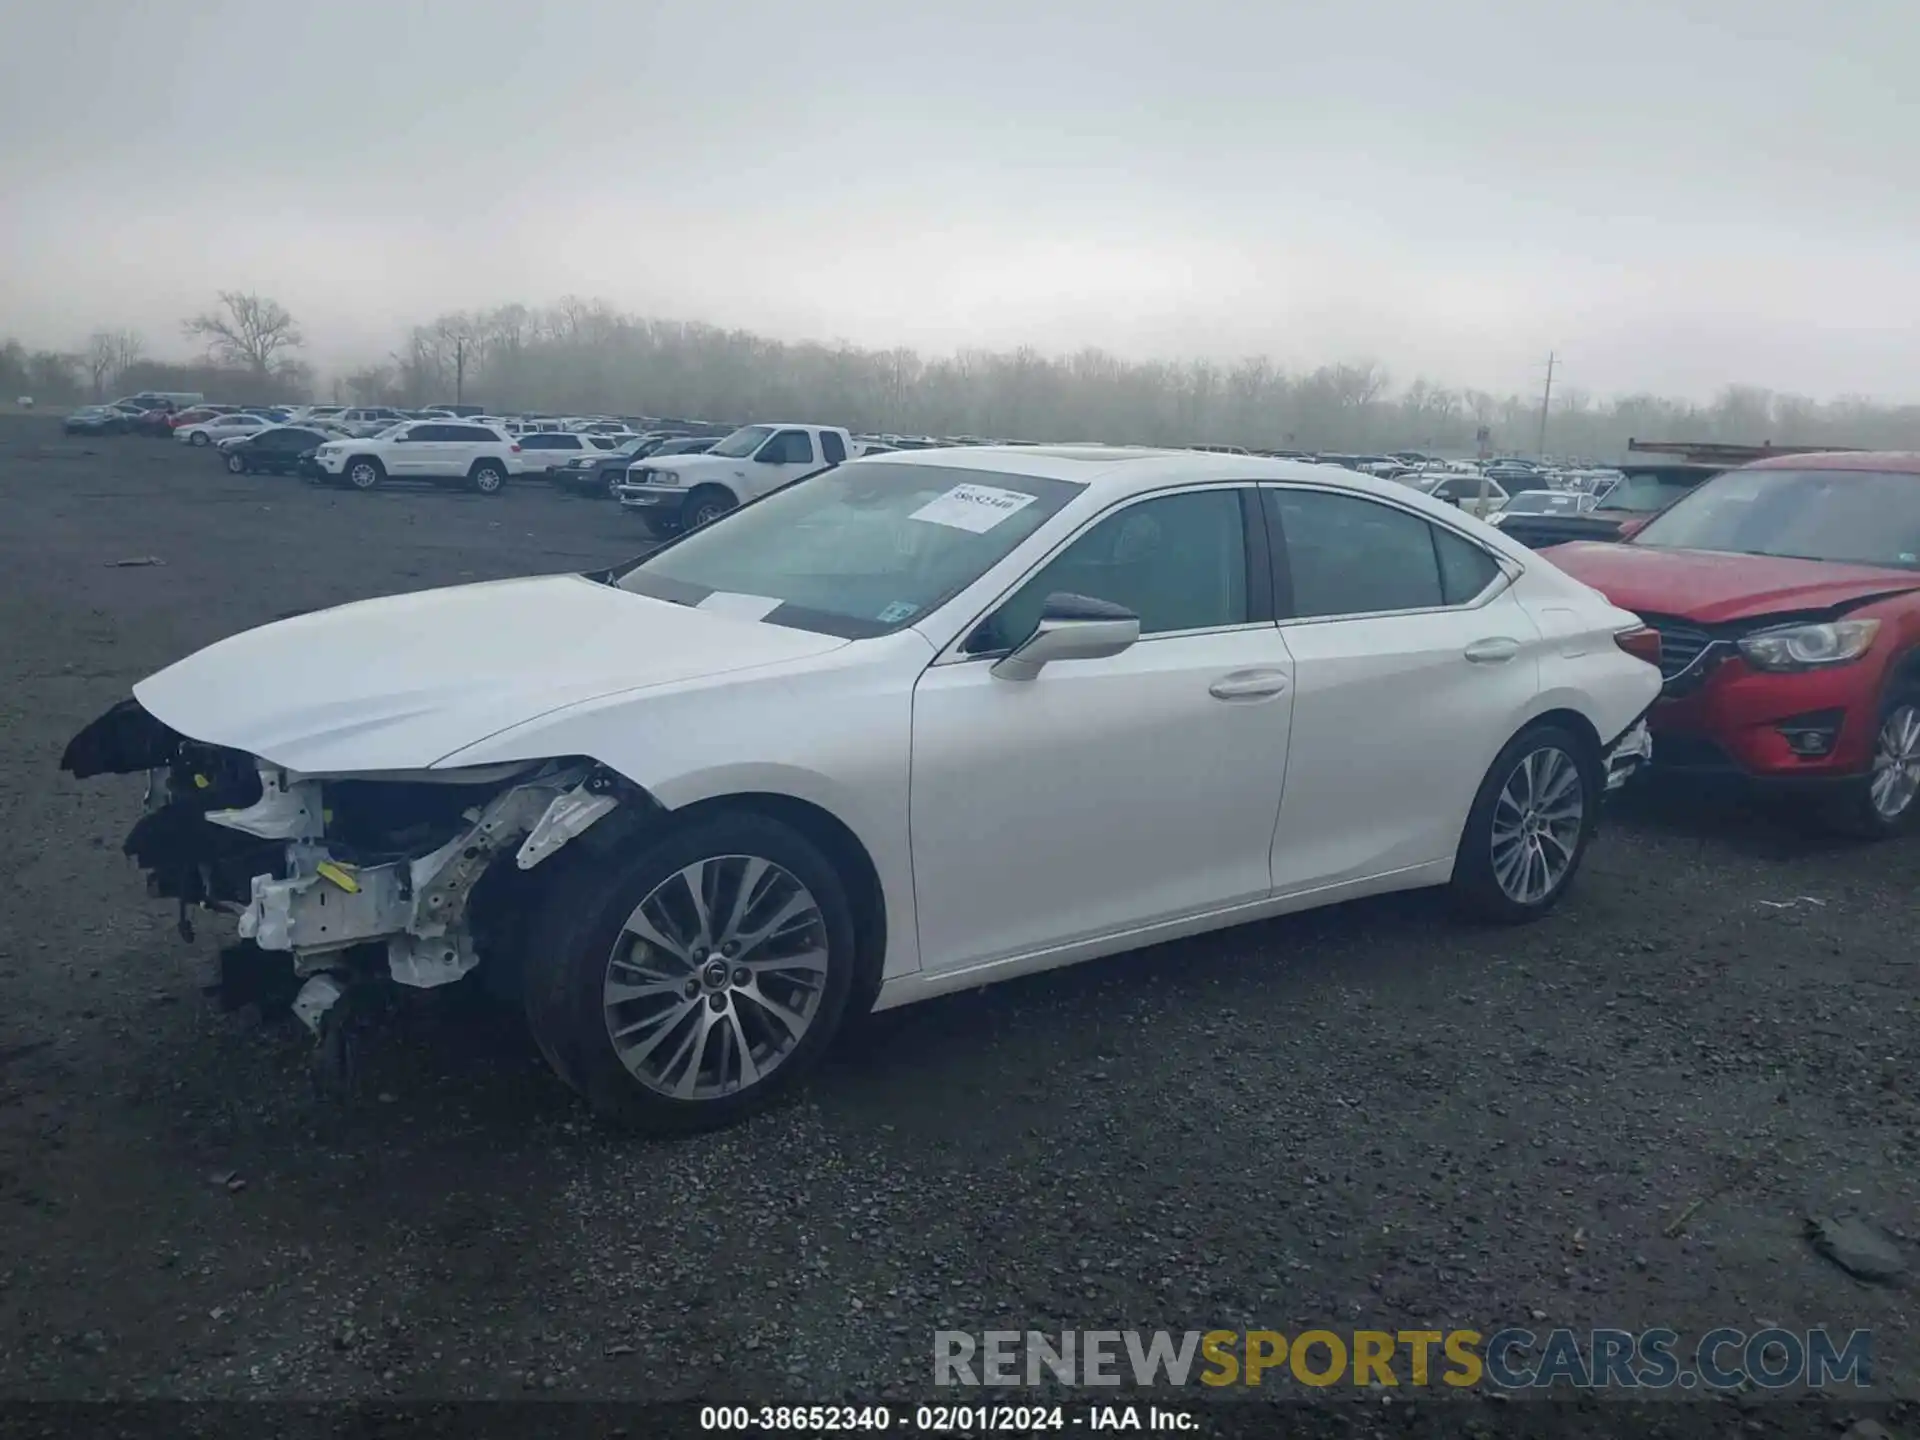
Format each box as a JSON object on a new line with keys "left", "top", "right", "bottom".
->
{"left": 60, "top": 698, "right": 639, "bottom": 1010}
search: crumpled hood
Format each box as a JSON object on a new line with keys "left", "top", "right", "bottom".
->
{"left": 131, "top": 574, "right": 846, "bottom": 774}
{"left": 1546, "top": 542, "right": 1920, "bottom": 624}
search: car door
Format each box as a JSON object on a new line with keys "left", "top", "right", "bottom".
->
{"left": 910, "top": 485, "right": 1295, "bottom": 974}
{"left": 1261, "top": 485, "right": 1543, "bottom": 893}
{"left": 410, "top": 422, "right": 467, "bottom": 475}
{"left": 752, "top": 429, "right": 818, "bottom": 490}
{"left": 379, "top": 423, "right": 425, "bottom": 476}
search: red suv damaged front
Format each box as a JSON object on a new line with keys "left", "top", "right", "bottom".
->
{"left": 1545, "top": 452, "right": 1920, "bottom": 834}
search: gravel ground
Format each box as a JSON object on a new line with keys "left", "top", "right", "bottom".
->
{"left": 0, "top": 414, "right": 1914, "bottom": 1414}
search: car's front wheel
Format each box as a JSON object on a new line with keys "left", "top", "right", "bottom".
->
{"left": 346, "top": 458, "right": 383, "bottom": 490}
{"left": 190, "top": 431, "right": 211, "bottom": 446}
{"left": 684, "top": 486, "right": 735, "bottom": 529}
{"left": 225, "top": 452, "right": 249, "bottom": 474}
{"left": 1825, "top": 689, "right": 1920, "bottom": 838}
{"left": 1450, "top": 722, "right": 1599, "bottom": 923}
{"left": 523, "top": 811, "right": 859, "bottom": 1133}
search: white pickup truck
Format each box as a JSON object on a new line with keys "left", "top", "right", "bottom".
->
{"left": 617, "top": 422, "right": 854, "bottom": 534}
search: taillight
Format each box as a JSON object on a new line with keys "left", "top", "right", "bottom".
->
{"left": 1615, "top": 624, "right": 1661, "bottom": 669}
{"left": 510, "top": 443, "right": 521, "bottom": 452}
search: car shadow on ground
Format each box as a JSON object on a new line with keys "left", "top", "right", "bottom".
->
{"left": 1606, "top": 772, "right": 1868, "bottom": 862}
{"left": 308, "top": 882, "right": 1457, "bottom": 1151}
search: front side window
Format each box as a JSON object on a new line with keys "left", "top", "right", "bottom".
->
{"left": 967, "top": 489, "right": 1248, "bottom": 653}
{"left": 760, "top": 430, "right": 816, "bottom": 465}
{"left": 1632, "top": 467, "right": 1920, "bottom": 569}
{"left": 1269, "top": 488, "right": 1487, "bottom": 618}
{"left": 617, "top": 463, "right": 1085, "bottom": 638}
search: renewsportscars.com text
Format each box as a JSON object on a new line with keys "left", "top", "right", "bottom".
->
{"left": 934, "top": 1328, "right": 1872, "bottom": 1391}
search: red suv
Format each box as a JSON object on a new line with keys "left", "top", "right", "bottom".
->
{"left": 1546, "top": 452, "right": 1920, "bottom": 836}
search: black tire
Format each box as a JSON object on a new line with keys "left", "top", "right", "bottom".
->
{"left": 190, "top": 431, "right": 211, "bottom": 447}
{"left": 1822, "top": 687, "right": 1920, "bottom": 839}
{"left": 522, "top": 810, "right": 859, "bottom": 1134}
{"left": 345, "top": 457, "right": 383, "bottom": 491}
{"left": 225, "top": 452, "right": 249, "bottom": 474}
{"left": 1449, "top": 722, "right": 1600, "bottom": 923}
{"left": 683, "top": 485, "right": 735, "bottom": 529}
{"left": 468, "top": 461, "right": 506, "bottom": 495}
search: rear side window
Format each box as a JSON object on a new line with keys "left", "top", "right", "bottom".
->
{"left": 449, "top": 426, "right": 498, "bottom": 443}
{"left": 410, "top": 424, "right": 456, "bottom": 441}
{"left": 1434, "top": 527, "right": 1502, "bottom": 603}
{"left": 820, "top": 430, "right": 847, "bottom": 464}
{"left": 522, "top": 434, "right": 560, "bottom": 449}
{"left": 1267, "top": 489, "right": 1444, "bottom": 617}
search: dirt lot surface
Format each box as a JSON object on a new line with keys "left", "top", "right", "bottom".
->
{"left": 0, "top": 414, "right": 1914, "bottom": 1412}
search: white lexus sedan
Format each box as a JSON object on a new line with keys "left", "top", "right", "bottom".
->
{"left": 62, "top": 448, "right": 1660, "bottom": 1133}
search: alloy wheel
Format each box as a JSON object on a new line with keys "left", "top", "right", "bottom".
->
{"left": 348, "top": 462, "right": 379, "bottom": 490}
{"left": 1490, "top": 746, "right": 1585, "bottom": 905}
{"left": 1868, "top": 704, "right": 1920, "bottom": 820}
{"left": 603, "top": 855, "right": 829, "bottom": 1100}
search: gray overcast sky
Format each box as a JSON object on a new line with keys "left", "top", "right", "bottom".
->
{"left": 2, "top": 0, "right": 1914, "bottom": 399}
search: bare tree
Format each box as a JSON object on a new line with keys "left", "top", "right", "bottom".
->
{"left": 183, "top": 292, "right": 303, "bottom": 376}
{"left": 82, "top": 329, "right": 143, "bottom": 399}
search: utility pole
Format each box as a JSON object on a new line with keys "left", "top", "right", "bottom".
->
{"left": 1536, "top": 351, "right": 1557, "bottom": 458}
{"left": 453, "top": 337, "right": 467, "bottom": 406}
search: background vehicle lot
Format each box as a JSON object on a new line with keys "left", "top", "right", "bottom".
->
{"left": 3, "top": 414, "right": 1916, "bottom": 1401}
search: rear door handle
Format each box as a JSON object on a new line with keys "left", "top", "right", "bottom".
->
{"left": 1464, "top": 637, "right": 1521, "bottom": 665}
{"left": 1209, "top": 668, "right": 1291, "bottom": 700}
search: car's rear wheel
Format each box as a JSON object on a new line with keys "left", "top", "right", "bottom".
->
{"left": 1824, "top": 689, "right": 1920, "bottom": 838}
{"left": 469, "top": 462, "right": 506, "bottom": 494}
{"left": 523, "top": 811, "right": 858, "bottom": 1133}
{"left": 684, "top": 486, "right": 735, "bottom": 529}
{"left": 190, "top": 431, "right": 211, "bottom": 446}
{"left": 1450, "top": 722, "right": 1599, "bottom": 923}
{"left": 225, "top": 452, "right": 249, "bottom": 474}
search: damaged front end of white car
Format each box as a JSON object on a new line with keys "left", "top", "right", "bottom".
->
{"left": 60, "top": 698, "right": 652, "bottom": 1084}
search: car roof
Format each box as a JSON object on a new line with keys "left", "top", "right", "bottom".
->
{"left": 1744, "top": 450, "right": 1920, "bottom": 475}
{"left": 852, "top": 444, "right": 1440, "bottom": 500}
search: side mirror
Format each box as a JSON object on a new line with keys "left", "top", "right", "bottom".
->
{"left": 754, "top": 449, "right": 783, "bottom": 464}
{"left": 990, "top": 593, "right": 1141, "bottom": 682}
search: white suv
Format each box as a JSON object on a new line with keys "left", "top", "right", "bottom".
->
{"left": 312, "top": 420, "right": 523, "bottom": 494}
{"left": 515, "top": 430, "right": 621, "bottom": 472}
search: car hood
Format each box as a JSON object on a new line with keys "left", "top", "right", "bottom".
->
{"left": 633, "top": 453, "right": 748, "bottom": 475}
{"left": 1546, "top": 542, "right": 1920, "bottom": 623}
{"left": 131, "top": 574, "right": 848, "bottom": 774}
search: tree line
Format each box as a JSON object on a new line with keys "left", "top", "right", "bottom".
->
{"left": 11, "top": 292, "right": 1920, "bottom": 459}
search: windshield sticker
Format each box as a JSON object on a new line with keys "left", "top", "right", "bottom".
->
{"left": 877, "top": 600, "right": 920, "bottom": 624}
{"left": 909, "top": 483, "right": 1038, "bottom": 534}
{"left": 696, "top": 591, "right": 783, "bottom": 620}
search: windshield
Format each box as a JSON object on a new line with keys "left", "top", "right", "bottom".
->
{"left": 1594, "top": 473, "right": 1700, "bottom": 513}
{"left": 616, "top": 462, "right": 1085, "bottom": 638}
{"left": 1631, "top": 467, "right": 1920, "bottom": 569}
{"left": 707, "top": 424, "right": 775, "bottom": 459}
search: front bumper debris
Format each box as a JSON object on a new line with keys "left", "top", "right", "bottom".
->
{"left": 61, "top": 698, "right": 638, "bottom": 993}
{"left": 1604, "top": 719, "right": 1654, "bottom": 791}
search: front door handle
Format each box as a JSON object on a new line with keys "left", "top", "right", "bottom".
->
{"left": 1464, "top": 637, "right": 1521, "bottom": 665}
{"left": 1209, "top": 668, "right": 1291, "bottom": 700}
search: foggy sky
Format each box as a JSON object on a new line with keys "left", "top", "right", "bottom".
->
{"left": 3, "top": 0, "right": 1915, "bottom": 401}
